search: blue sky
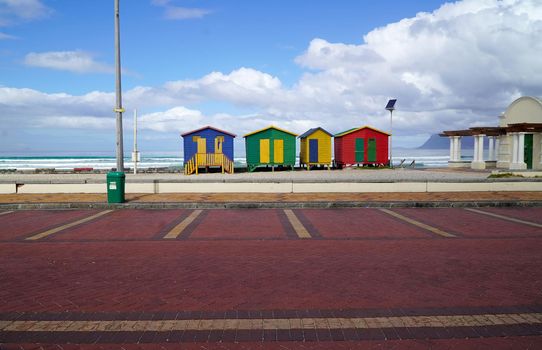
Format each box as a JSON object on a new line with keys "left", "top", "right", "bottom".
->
{"left": 1, "top": 0, "right": 541, "bottom": 155}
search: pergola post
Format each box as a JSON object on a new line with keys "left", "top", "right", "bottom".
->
{"left": 488, "top": 136, "right": 495, "bottom": 161}
{"left": 455, "top": 136, "right": 462, "bottom": 161}
{"left": 510, "top": 132, "right": 527, "bottom": 170}
{"left": 471, "top": 134, "right": 486, "bottom": 170}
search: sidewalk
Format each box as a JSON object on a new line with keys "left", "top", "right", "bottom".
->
{"left": 1, "top": 191, "right": 541, "bottom": 209}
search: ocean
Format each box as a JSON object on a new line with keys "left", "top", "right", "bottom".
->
{"left": 0, "top": 149, "right": 473, "bottom": 171}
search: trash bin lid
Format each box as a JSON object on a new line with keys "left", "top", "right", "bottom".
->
{"left": 107, "top": 171, "right": 126, "bottom": 178}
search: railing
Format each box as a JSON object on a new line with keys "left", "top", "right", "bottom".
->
{"left": 184, "top": 153, "right": 234, "bottom": 175}
{"left": 184, "top": 157, "right": 196, "bottom": 175}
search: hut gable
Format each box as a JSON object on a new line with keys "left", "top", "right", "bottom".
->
{"left": 182, "top": 126, "right": 236, "bottom": 161}
{"left": 244, "top": 125, "right": 298, "bottom": 171}
{"left": 334, "top": 126, "right": 389, "bottom": 167}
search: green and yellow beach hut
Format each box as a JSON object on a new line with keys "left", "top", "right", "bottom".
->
{"left": 299, "top": 127, "right": 333, "bottom": 170}
{"left": 244, "top": 125, "right": 298, "bottom": 172}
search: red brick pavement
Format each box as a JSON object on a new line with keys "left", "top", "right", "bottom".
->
{"left": 0, "top": 210, "right": 99, "bottom": 241}
{"left": 1, "top": 208, "right": 542, "bottom": 348}
{"left": 3, "top": 337, "right": 541, "bottom": 349}
{"left": 481, "top": 207, "right": 542, "bottom": 224}
{"left": 296, "top": 208, "right": 432, "bottom": 239}
{"left": 190, "top": 209, "right": 290, "bottom": 240}
{"left": 392, "top": 208, "right": 542, "bottom": 238}
{"left": 1, "top": 238, "right": 541, "bottom": 312}
{"left": 48, "top": 209, "right": 188, "bottom": 241}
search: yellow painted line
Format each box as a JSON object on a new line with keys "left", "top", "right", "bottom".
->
{"left": 0, "top": 313, "right": 541, "bottom": 332}
{"left": 163, "top": 210, "right": 202, "bottom": 239}
{"left": 0, "top": 211, "right": 14, "bottom": 216}
{"left": 379, "top": 209, "right": 456, "bottom": 238}
{"left": 284, "top": 209, "right": 311, "bottom": 239}
{"left": 465, "top": 208, "right": 542, "bottom": 229}
{"left": 25, "top": 210, "right": 113, "bottom": 241}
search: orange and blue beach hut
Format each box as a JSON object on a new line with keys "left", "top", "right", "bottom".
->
{"left": 244, "top": 125, "right": 298, "bottom": 172}
{"left": 334, "top": 126, "right": 390, "bottom": 168}
{"left": 182, "top": 126, "right": 236, "bottom": 175}
{"left": 298, "top": 127, "right": 333, "bottom": 170}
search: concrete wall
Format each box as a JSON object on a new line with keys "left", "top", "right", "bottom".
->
{"left": 8, "top": 181, "right": 542, "bottom": 194}
{"left": 0, "top": 184, "right": 16, "bottom": 194}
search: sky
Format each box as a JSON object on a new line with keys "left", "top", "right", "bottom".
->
{"left": 1, "top": 0, "right": 541, "bottom": 156}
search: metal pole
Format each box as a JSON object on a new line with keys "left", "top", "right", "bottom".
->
{"left": 133, "top": 109, "right": 138, "bottom": 174}
{"left": 114, "top": 0, "right": 124, "bottom": 172}
{"left": 389, "top": 109, "right": 393, "bottom": 168}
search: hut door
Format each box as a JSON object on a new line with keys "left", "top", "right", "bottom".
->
{"left": 309, "top": 139, "right": 318, "bottom": 163}
{"left": 524, "top": 134, "right": 533, "bottom": 169}
{"left": 260, "top": 139, "right": 270, "bottom": 163}
{"left": 274, "top": 139, "right": 284, "bottom": 163}
{"left": 367, "top": 138, "right": 376, "bottom": 162}
{"left": 193, "top": 137, "right": 206, "bottom": 154}
{"left": 215, "top": 136, "right": 224, "bottom": 154}
{"left": 355, "top": 138, "right": 364, "bottom": 162}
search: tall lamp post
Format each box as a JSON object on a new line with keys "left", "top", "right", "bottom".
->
{"left": 114, "top": 0, "right": 124, "bottom": 172}
{"left": 107, "top": 0, "right": 126, "bottom": 204}
{"left": 385, "top": 99, "right": 397, "bottom": 168}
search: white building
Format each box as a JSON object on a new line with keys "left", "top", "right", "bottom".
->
{"left": 441, "top": 96, "right": 542, "bottom": 170}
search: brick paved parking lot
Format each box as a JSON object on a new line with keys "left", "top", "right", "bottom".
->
{"left": 1, "top": 207, "right": 542, "bottom": 349}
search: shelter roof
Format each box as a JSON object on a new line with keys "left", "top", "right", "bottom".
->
{"left": 506, "top": 123, "right": 542, "bottom": 132}
{"left": 441, "top": 123, "right": 542, "bottom": 137}
{"left": 439, "top": 130, "right": 475, "bottom": 137}
{"left": 243, "top": 125, "right": 298, "bottom": 138}
{"left": 298, "top": 127, "right": 333, "bottom": 139}
{"left": 181, "top": 125, "right": 236, "bottom": 137}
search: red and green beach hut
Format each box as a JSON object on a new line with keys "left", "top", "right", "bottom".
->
{"left": 244, "top": 125, "right": 298, "bottom": 172}
{"left": 334, "top": 126, "right": 390, "bottom": 168}
{"left": 299, "top": 127, "right": 333, "bottom": 169}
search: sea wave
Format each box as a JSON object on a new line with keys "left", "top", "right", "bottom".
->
{"left": 0, "top": 150, "right": 455, "bottom": 170}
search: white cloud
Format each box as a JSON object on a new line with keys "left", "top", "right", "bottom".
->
{"left": 163, "top": 7, "right": 211, "bottom": 20}
{"left": 0, "top": 0, "right": 51, "bottom": 38}
{"left": 139, "top": 107, "right": 204, "bottom": 132}
{"left": 0, "top": 0, "right": 51, "bottom": 26}
{"left": 164, "top": 67, "right": 282, "bottom": 106}
{"left": 0, "top": 31, "right": 15, "bottom": 39}
{"left": 24, "top": 51, "right": 113, "bottom": 74}
{"left": 151, "top": 0, "right": 212, "bottom": 20}
{"left": 3, "top": 0, "right": 542, "bottom": 150}
{"left": 39, "top": 116, "right": 115, "bottom": 129}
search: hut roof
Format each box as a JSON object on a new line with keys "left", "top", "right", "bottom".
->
{"left": 243, "top": 125, "right": 298, "bottom": 138}
{"left": 334, "top": 125, "right": 390, "bottom": 137}
{"left": 298, "top": 127, "right": 333, "bottom": 139}
{"left": 181, "top": 126, "right": 236, "bottom": 137}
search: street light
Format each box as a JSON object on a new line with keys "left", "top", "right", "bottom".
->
{"left": 107, "top": 0, "right": 126, "bottom": 204}
{"left": 114, "top": 0, "right": 124, "bottom": 172}
{"left": 385, "top": 99, "right": 397, "bottom": 168}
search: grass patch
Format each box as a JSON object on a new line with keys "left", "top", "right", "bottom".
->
{"left": 352, "top": 165, "right": 392, "bottom": 170}
{"left": 488, "top": 172, "right": 524, "bottom": 178}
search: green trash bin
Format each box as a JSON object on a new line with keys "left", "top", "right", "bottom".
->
{"left": 107, "top": 171, "right": 125, "bottom": 203}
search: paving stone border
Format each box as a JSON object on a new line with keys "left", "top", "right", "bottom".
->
{"left": 1, "top": 200, "right": 542, "bottom": 210}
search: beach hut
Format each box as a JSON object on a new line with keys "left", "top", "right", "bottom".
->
{"left": 334, "top": 126, "right": 390, "bottom": 168}
{"left": 181, "top": 126, "right": 236, "bottom": 175}
{"left": 244, "top": 125, "right": 298, "bottom": 172}
{"left": 298, "top": 127, "right": 333, "bottom": 170}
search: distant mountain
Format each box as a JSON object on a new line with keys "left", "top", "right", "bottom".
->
{"left": 418, "top": 134, "right": 477, "bottom": 149}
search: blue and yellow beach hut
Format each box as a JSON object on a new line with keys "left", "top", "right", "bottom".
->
{"left": 182, "top": 126, "right": 236, "bottom": 174}
{"left": 299, "top": 127, "right": 333, "bottom": 170}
